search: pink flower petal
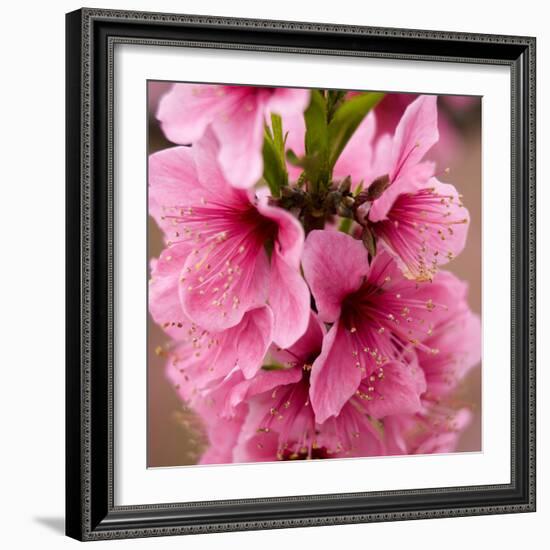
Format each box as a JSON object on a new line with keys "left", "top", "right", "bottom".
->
{"left": 148, "top": 146, "right": 202, "bottom": 237}
{"left": 165, "top": 306, "right": 273, "bottom": 396}
{"left": 359, "top": 360, "right": 426, "bottom": 419}
{"left": 189, "top": 128, "right": 251, "bottom": 201}
{"left": 232, "top": 429, "right": 280, "bottom": 463}
{"left": 310, "top": 320, "right": 364, "bottom": 422}
{"left": 213, "top": 97, "right": 266, "bottom": 189}
{"left": 368, "top": 94, "right": 439, "bottom": 222}
{"left": 256, "top": 196, "right": 305, "bottom": 266}
{"left": 271, "top": 312, "right": 325, "bottom": 366}
{"left": 268, "top": 251, "right": 310, "bottom": 348}
{"left": 372, "top": 93, "right": 417, "bottom": 137}
{"left": 333, "top": 112, "right": 377, "bottom": 185}
{"left": 383, "top": 417, "right": 410, "bottom": 455}
{"left": 157, "top": 85, "right": 309, "bottom": 190}
{"left": 196, "top": 401, "right": 249, "bottom": 465}
{"left": 148, "top": 132, "right": 249, "bottom": 242}
{"left": 180, "top": 235, "right": 271, "bottom": 332}
{"left": 233, "top": 307, "right": 274, "bottom": 379}
{"left": 148, "top": 243, "right": 194, "bottom": 339}
{"left": 266, "top": 88, "right": 311, "bottom": 118}
{"left": 223, "top": 366, "right": 303, "bottom": 418}
{"left": 302, "top": 230, "right": 369, "bottom": 323}
{"left": 390, "top": 94, "right": 439, "bottom": 184}
{"left": 423, "top": 311, "right": 481, "bottom": 397}
{"left": 368, "top": 160, "right": 435, "bottom": 223}
{"left": 362, "top": 252, "right": 466, "bottom": 347}
{"left": 258, "top": 199, "right": 310, "bottom": 347}
{"left": 418, "top": 278, "right": 481, "bottom": 397}
{"left": 234, "top": 364, "right": 387, "bottom": 460}
{"left": 157, "top": 83, "right": 241, "bottom": 144}
{"left": 370, "top": 133, "right": 394, "bottom": 178}
{"left": 316, "top": 407, "right": 386, "bottom": 457}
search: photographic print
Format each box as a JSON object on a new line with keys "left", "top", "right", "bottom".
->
{"left": 147, "top": 83, "right": 482, "bottom": 467}
{"left": 66, "top": 10, "right": 535, "bottom": 539}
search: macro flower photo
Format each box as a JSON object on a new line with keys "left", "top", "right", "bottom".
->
{"left": 147, "top": 82, "right": 482, "bottom": 467}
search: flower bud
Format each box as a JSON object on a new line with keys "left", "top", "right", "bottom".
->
{"left": 365, "top": 174, "right": 391, "bottom": 201}
{"left": 338, "top": 176, "right": 352, "bottom": 194}
{"left": 342, "top": 195, "right": 355, "bottom": 209}
{"left": 337, "top": 204, "right": 354, "bottom": 219}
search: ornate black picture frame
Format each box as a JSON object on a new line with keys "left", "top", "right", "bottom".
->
{"left": 66, "top": 7, "right": 536, "bottom": 541}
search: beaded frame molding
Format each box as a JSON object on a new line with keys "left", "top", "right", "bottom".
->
{"left": 65, "top": 7, "right": 536, "bottom": 541}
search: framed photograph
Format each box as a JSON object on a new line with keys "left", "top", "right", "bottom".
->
{"left": 66, "top": 8, "right": 536, "bottom": 541}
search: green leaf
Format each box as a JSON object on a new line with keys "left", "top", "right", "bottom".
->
{"left": 303, "top": 90, "right": 329, "bottom": 190}
{"left": 304, "top": 90, "right": 328, "bottom": 156}
{"left": 327, "top": 92, "right": 384, "bottom": 169}
{"left": 326, "top": 90, "right": 346, "bottom": 122}
{"left": 286, "top": 148, "right": 324, "bottom": 179}
{"left": 285, "top": 148, "right": 302, "bottom": 167}
{"left": 271, "top": 113, "right": 285, "bottom": 157}
{"left": 262, "top": 121, "right": 288, "bottom": 198}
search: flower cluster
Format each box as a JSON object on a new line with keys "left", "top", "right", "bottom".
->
{"left": 149, "top": 84, "right": 481, "bottom": 463}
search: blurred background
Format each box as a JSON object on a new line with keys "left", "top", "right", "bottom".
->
{"left": 147, "top": 82, "right": 482, "bottom": 467}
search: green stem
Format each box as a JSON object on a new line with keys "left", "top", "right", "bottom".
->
{"left": 338, "top": 217, "right": 353, "bottom": 234}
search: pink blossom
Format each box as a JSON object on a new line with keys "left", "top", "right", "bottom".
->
{"left": 169, "top": 355, "right": 307, "bottom": 465}
{"left": 234, "top": 375, "right": 387, "bottom": 461}
{"left": 202, "top": 314, "right": 387, "bottom": 461}
{"left": 167, "top": 308, "right": 474, "bottom": 462}
{"left": 283, "top": 94, "right": 469, "bottom": 281}
{"left": 359, "top": 95, "right": 470, "bottom": 281}
{"left": 368, "top": 177, "right": 470, "bottom": 281}
{"left": 385, "top": 406, "right": 472, "bottom": 456}
{"left": 149, "top": 129, "right": 310, "bottom": 348}
{"left": 166, "top": 337, "right": 304, "bottom": 464}
{"left": 157, "top": 83, "right": 310, "bottom": 189}
{"left": 365, "top": 95, "right": 440, "bottom": 220}
{"left": 150, "top": 242, "right": 274, "bottom": 384}
{"left": 302, "top": 229, "right": 464, "bottom": 423}
{"left": 416, "top": 273, "right": 481, "bottom": 398}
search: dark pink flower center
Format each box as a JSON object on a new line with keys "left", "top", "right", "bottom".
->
{"left": 236, "top": 206, "right": 279, "bottom": 247}
{"left": 339, "top": 260, "right": 442, "bottom": 376}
